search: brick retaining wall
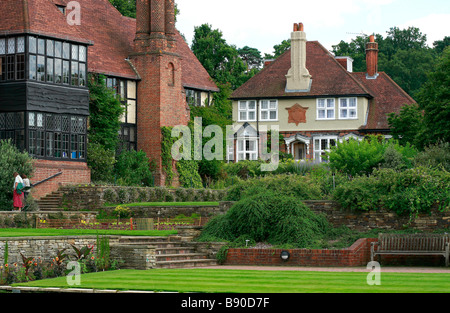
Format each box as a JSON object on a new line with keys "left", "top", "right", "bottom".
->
{"left": 225, "top": 238, "right": 377, "bottom": 267}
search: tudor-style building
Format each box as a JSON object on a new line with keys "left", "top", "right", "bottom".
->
{"left": 0, "top": 0, "right": 218, "bottom": 198}
{"left": 229, "top": 23, "right": 415, "bottom": 163}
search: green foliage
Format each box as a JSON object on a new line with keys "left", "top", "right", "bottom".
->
{"left": 191, "top": 24, "right": 247, "bottom": 89}
{"left": 225, "top": 174, "right": 323, "bottom": 202}
{"left": 264, "top": 39, "right": 291, "bottom": 59}
{"left": 199, "top": 191, "right": 329, "bottom": 247}
{"left": 88, "top": 74, "right": 124, "bottom": 151}
{"left": 114, "top": 150, "right": 155, "bottom": 186}
{"left": 333, "top": 167, "right": 450, "bottom": 217}
{"left": 388, "top": 103, "right": 425, "bottom": 148}
{"left": 415, "top": 47, "right": 450, "bottom": 145}
{"left": 326, "top": 136, "right": 417, "bottom": 176}
{"left": 0, "top": 140, "right": 34, "bottom": 210}
{"left": 332, "top": 26, "right": 441, "bottom": 96}
{"left": 87, "top": 142, "right": 116, "bottom": 183}
{"left": 176, "top": 160, "right": 203, "bottom": 189}
{"left": 96, "top": 235, "right": 111, "bottom": 271}
{"left": 161, "top": 126, "right": 176, "bottom": 186}
{"left": 414, "top": 141, "right": 450, "bottom": 172}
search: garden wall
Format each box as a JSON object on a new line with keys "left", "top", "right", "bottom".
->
{"left": 304, "top": 200, "right": 450, "bottom": 231}
{"left": 101, "top": 202, "right": 234, "bottom": 219}
{"left": 225, "top": 238, "right": 377, "bottom": 267}
{"left": 59, "top": 186, "right": 228, "bottom": 211}
{"left": 0, "top": 236, "right": 116, "bottom": 265}
{"left": 0, "top": 236, "right": 156, "bottom": 270}
{"left": 0, "top": 211, "right": 97, "bottom": 229}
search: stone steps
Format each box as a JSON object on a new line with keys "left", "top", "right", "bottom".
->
{"left": 118, "top": 236, "right": 217, "bottom": 269}
{"left": 36, "top": 191, "right": 64, "bottom": 211}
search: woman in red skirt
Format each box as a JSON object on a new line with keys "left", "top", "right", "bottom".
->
{"left": 13, "top": 172, "right": 24, "bottom": 211}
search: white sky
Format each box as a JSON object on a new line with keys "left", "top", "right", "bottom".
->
{"left": 176, "top": 0, "right": 450, "bottom": 55}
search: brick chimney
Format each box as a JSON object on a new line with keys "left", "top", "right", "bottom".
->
{"left": 130, "top": 0, "right": 189, "bottom": 186}
{"left": 286, "top": 23, "right": 311, "bottom": 92}
{"left": 366, "top": 35, "right": 379, "bottom": 78}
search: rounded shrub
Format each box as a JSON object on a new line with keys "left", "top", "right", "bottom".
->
{"left": 199, "top": 191, "right": 329, "bottom": 248}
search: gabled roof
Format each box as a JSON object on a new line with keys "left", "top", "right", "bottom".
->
{"left": 0, "top": 0, "right": 218, "bottom": 90}
{"left": 352, "top": 72, "right": 416, "bottom": 130}
{"left": 231, "top": 41, "right": 371, "bottom": 100}
{"left": 231, "top": 40, "right": 416, "bottom": 131}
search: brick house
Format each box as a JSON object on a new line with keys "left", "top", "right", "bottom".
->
{"left": 229, "top": 23, "right": 415, "bottom": 162}
{"left": 0, "top": 0, "right": 218, "bottom": 198}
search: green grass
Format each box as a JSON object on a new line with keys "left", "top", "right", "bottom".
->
{"left": 13, "top": 269, "right": 450, "bottom": 293}
{"left": 0, "top": 228, "right": 177, "bottom": 237}
{"left": 105, "top": 202, "right": 220, "bottom": 207}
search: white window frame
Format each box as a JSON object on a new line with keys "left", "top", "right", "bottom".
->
{"left": 313, "top": 135, "right": 337, "bottom": 162}
{"left": 317, "top": 98, "right": 335, "bottom": 120}
{"left": 238, "top": 100, "right": 257, "bottom": 122}
{"left": 237, "top": 137, "right": 258, "bottom": 161}
{"left": 259, "top": 99, "right": 278, "bottom": 121}
{"left": 339, "top": 97, "right": 357, "bottom": 119}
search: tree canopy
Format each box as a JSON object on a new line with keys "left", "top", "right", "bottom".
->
{"left": 388, "top": 47, "right": 450, "bottom": 148}
{"left": 332, "top": 26, "right": 446, "bottom": 97}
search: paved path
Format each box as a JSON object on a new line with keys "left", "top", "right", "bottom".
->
{"left": 200, "top": 265, "right": 450, "bottom": 273}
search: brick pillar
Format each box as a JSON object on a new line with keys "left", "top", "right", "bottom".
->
{"left": 165, "top": 0, "right": 176, "bottom": 48}
{"left": 131, "top": 0, "right": 189, "bottom": 186}
{"left": 366, "top": 35, "right": 378, "bottom": 78}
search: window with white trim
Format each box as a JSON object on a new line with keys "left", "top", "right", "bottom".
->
{"left": 317, "top": 98, "right": 335, "bottom": 120}
{"left": 313, "top": 136, "right": 337, "bottom": 162}
{"left": 260, "top": 100, "right": 278, "bottom": 121}
{"left": 237, "top": 138, "right": 258, "bottom": 161}
{"left": 238, "top": 100, "right": 257, "bottom": 122}
{"left": 339, "top": 97, "right": 357, "bottom": 119}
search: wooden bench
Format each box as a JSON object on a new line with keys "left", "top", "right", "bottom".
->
{"left": 371, "top": 233, "right": 450, "bottom": 267}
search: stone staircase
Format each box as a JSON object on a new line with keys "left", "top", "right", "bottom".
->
{"left": 117, "top": 236, "right": 217, "bottom": 269}
{"left": 36, "top": 191, "right": 64, "bottom": 211}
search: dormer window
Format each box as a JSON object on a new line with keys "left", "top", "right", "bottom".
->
{"left": 56, "top": 5, "right": 66, "bottom": 15}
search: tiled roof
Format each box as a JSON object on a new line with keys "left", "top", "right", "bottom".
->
{"left": 231, "top": 41, "right": 371, "bottom": 99}
{"left": 352, "top": 72, "right": 416, "bottom": 130}
{"left": 174, "top": 31, "right": 219, "bottom": 92}
{"left": 231, "top": 40, "right": 415, "bottom": 130}
{"left": 0, "top": 0, "right": 218, "bottom": 90}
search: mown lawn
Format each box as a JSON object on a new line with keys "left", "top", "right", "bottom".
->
{"left": 13, "top": 268, "right": 450, "bottom": 293}
{"left": 0, "top": 228, "right": 177, "bottom": 237}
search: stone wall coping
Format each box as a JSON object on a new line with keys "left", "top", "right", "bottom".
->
{"left": 0, "top": 211, "right": 98, "bottom": 215}
{"left": 103, "top": 205, "right": 220, "bottom": 209}
{"left": 0, "top": 235, "right": 122, "bottom": 241}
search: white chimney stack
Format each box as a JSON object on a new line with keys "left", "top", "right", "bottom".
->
{"left": 286, "top": 23, "right": 311, "bottom": 92}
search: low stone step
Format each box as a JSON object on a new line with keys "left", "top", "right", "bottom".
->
{"left": 155, "top": 259, "right": 217, "bottom": 269}
{"left": 156, "top": 253, "right": 207, "bottom": 262}
{"left": 156, "top": 247, "right": 196, "bottom": 255}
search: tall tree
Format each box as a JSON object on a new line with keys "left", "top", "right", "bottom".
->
{"left": 415, "top": 47, "right": 450, "bottom": 145}
{"left": 264, "top": 39, "right": 291, "bottom": 59}
{"left": 388, "top": 47, "right": 450, "bottom": 148}
{"left": 332, "top": 27, "right": 438, "bottom": 97}
{"left": 238, "top": 46, "right": 263, "bottom": 72}
{"left": 191, "top": 24, "right": 246, "bottom": 89}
